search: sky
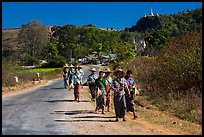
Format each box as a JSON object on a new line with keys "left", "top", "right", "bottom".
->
{"left": 2, "top": 2, "right": 202, "bottom": 30}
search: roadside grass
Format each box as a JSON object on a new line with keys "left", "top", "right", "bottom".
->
{"left": 16, "top": 67, "right": 63, "bottom": 81}
{"left": 2, "top": 66, "right": 62, "bottom": 88}
{"left": 166, "top": 94, "right": 202, "bottom": 125}
{"left": 16, "top": 68, "right": 62, "bottom": 75}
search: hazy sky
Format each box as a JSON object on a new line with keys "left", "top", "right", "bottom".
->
{"left": 2, "top": 2, "right": 202, "bottom": 29}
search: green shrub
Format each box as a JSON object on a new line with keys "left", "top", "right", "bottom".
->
{"left": 42, "top": 56, "right": 66, "bottom": 68}
{"left": 25, "top": 56, "right": 40, "bottom": 66}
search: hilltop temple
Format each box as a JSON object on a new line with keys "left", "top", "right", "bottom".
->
{"left": 144, "top": 8, "right": 159, "bottom": 17}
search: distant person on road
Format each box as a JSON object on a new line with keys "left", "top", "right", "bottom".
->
{"left": 87, "top": 68, "right": 98, "bottom": 101}
{"left": 111, "top": 69, "right": 130, "bottom": 122}
{"left": 68, "top": 64, "right": 74, "bottom": 89}
{"left": 72, "top": 66, "right": 83, "bottom": 102}
{"left": 78, "top": 66, "right": 84, "bottom": 86}
{"left": 103, "top": 68, "right": 113, "bottom": 112}
{"left": 124, "top": 70, "right": 138, "bottom": 119}
{"left": 95, "top": 71, "right": 106, "bottom": 114}
{"left": 63, "top": 64, "right": 69, "bottom": 89}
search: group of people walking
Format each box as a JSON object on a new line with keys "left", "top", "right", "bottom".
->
{"left": 87, "top": 67, "right": 138, "bottom": 122}
{"left": 63, "top": 64, "right": 138, "bottom": 122}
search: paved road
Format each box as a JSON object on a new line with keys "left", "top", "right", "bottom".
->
{"left": 2, "top": 65, "right": 100, "bottom": 135}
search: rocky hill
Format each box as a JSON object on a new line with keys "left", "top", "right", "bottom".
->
{"left": 128, "top": 8, "right": 202, "bottom": 37}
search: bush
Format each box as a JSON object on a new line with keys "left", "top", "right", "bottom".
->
{"left": 26, "top": 56, "right": 39, "bottom": 66}
{"left": 2, "top": 58, "right": 16, "bottom": 87}
{"left": 42, "top": 56, "right": 66, "bottom": 68}
{"left": 155, "top": 26, "right": 201, "bottom": 96}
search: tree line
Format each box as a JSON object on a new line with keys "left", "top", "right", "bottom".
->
{"left": 2, "top": 7, "right": 202, "bottom": 67}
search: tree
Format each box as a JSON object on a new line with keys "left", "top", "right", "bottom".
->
{"left": 18, "top": 20, "right": 49, "bottom": 65}
{"left": 2, "top": 32, "right": 14, "bottom": 58}
{"left": 144, "top": 29, "right": 169, "bottom": 50}
{"left": 46, "top": 37, "right": 59, "bottom": 59}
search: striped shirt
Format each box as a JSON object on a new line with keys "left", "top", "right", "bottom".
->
{"left": 112, "top": 77, "right": 130, "bottom": 96}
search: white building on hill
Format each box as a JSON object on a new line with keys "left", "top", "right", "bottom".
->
{"left": 144, "top": 8, "right": 159, "bottom": 17}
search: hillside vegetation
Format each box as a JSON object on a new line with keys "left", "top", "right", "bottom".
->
{"left": 118, "top": 25, "right": 202, "bottom": 124}
{"left": 127, "top": 8, "right": 202, "bottom": 56}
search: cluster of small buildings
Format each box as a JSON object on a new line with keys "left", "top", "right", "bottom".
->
{"left": 78, "top": 51, "right": 117, "bottom": 65}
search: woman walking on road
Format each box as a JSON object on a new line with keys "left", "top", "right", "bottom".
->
{"left": 68, "top": 64, "right": 74, "bottom": 89}
{"left": 87, "top": 68, "right": 98, "bottom": 101}
{"left": 95, "top": 71, "right": 106, "bottom": 114}
{"left": 125, "top": 70, "right": 138, "bottom": 119}
{"left": 103, "top": 68, "right": 113, "bottom": 112}
{"left": 63, "top": 64, "right": 69, "bottom": 89}
{"left": 111, "top": 69, "right": 130, "bottom": 122}
{"left": 78, "top": 66, "right": 84, "bottom": 81}
{"left": 72, "top": 66, "right": 83, "bottom": 102}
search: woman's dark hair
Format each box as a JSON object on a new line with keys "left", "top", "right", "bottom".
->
{"left": 126, "top": 70, "right": 132, "bottom": 74}
{"left": 99, "top": 71, "right": 104, "bottom": 75}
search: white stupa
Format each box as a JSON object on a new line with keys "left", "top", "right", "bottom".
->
{"left": 144, "top": 8, "right": 159, "bottom": 17}
{"left": 150, "top": 8, "right": 154, "bottom": 16}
